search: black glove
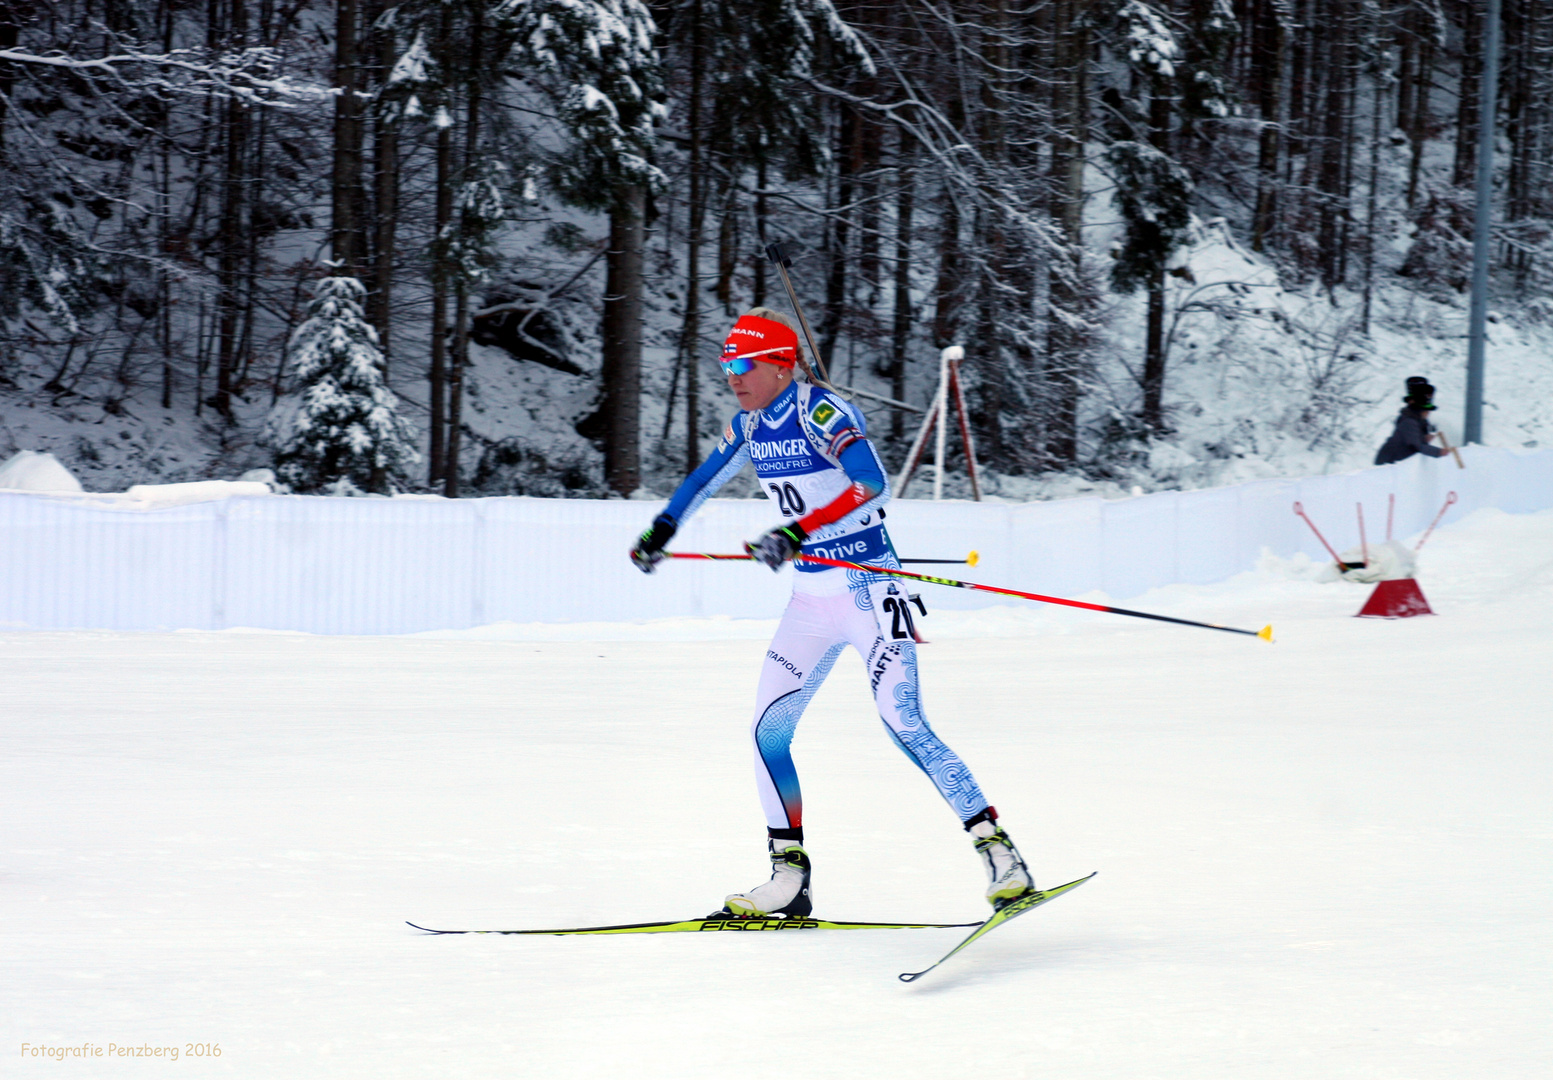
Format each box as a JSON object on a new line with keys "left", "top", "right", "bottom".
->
{"left": 630, "top": 514, "right": 677, "bottom": 574}
{"left": 745, "top": 523, "right": 807, "bottom": 570}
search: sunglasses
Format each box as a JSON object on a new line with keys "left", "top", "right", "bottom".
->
{"left": 719, "top": 346, "right": 795, "bottom": 376}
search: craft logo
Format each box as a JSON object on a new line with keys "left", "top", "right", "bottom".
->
{"left": 810, "top": 401, "right": 839, "bottom": 428}
{"left": 870, "top": 641, "right": 903, "bottom": 694}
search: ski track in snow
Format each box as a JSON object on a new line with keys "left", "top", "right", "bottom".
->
{"left": 3, "top": 508, "right": 1550, "bottom": 1078}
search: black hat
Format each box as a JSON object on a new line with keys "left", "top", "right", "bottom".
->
{"left": 1404, "top": 376, "right": 1436, "bottom": 409}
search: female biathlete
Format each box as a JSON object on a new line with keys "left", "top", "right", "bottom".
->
{"left": 631, "top": 308, "right": 1035, "bottom": 918}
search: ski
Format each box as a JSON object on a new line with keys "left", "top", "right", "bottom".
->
{"left": 898, "top": 872, "right": 1097, "bottom": 983}
{"left": 407, "top": 915, "right": 980, "bottom": 936}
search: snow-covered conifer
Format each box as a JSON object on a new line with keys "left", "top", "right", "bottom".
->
{"left": 437, "top": 160, "right": 509, "bottom": 286}
{"left": 1104, "top": 141, "right": 1194, "bottom": 293}
{"left": 1179, "top": 0, "right": 1239, "bottom": 121}
{"left": 503, "top": 0, "right": 668, "bottom": 210}
{"left": 0, "top": 196, "right": 95, "bottom": 334}
{"left": 696, "top": 0, "right": 871, "bottom": 169}
{"left": 268, "top": 276, "right": 419, "bottom": 494}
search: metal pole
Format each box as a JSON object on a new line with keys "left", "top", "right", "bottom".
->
{"left": 932, "top": 346, "right": 950, "bottom": 500}
{"left": 1464, "top": 0, "right": 1502, "bottom": 446}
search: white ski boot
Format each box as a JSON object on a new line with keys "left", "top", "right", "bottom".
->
{"left": 970, "top": 819, "right": 1034, "bottom": 909}
{"left": 722, "top": 839, "right": 812, "bottom": 918}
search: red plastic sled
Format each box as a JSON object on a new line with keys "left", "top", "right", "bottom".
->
{"left": 1356, "top": 578, "right": 1434, "bottom": 618}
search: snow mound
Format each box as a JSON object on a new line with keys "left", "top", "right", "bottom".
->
{"left": 1317, "top": 539, "right": 1419, "bottom": 583}
{"left": 0, "top": 450, "right": 85, "bottom": 492}
{"left": 122, "top": 480, "right": 272, "bottom": 507}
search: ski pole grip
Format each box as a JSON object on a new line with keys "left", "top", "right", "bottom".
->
{"left": 765, "top": 242, "right": 793, "bottom": 268}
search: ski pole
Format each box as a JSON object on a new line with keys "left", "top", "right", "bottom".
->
{"left": 902, "top": 551, "right": 979, "bottom": 567}
{"left": 1414, "top": 491, "right": 1458, "bottom": 552}
{"left": 765, "top": 242, "right": 833, "bottom": 387}
{"left": 670, "top": 551, "right": 980, "bottom": 566}
{"left": 666, "top": 553, "right": 1273, "bottom": 641}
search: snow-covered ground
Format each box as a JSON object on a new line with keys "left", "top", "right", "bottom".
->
{"left": 4, "top": 507, "right": 1550, "bottom": 1078}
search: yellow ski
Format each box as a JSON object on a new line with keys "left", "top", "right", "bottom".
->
{"left": 899, "top": 872, "right": 1097, "bottom": 982}
{"left": 407, "top": 915, "right": 979, "bottom": 936}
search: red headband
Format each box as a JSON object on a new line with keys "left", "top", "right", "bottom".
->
{"left": 722, "top": 315, "right": 798, "bottom": 368}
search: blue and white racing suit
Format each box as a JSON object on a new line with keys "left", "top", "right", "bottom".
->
{"left": 657, "top": 380, "right": 991, "bottom": 833}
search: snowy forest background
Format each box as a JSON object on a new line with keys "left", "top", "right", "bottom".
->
{"left": 1, "top": 0, "right": 1550, "bottom": 499}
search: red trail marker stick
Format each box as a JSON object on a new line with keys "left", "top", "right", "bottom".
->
{"left": 1414, "top": 491, "right": 1458, "bottom": 552}
{"left": 1294, "top": 501, "right": 1364, "bottom": 570}
{"left": 667, "top": 553, "right": 1273, "bottom": 641}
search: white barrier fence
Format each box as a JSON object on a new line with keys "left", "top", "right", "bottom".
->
{"left": 2, "top": 446, "right": 1549, "bottom": 634}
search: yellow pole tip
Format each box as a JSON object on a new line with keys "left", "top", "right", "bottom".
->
{"left": 967, "top": 550, "right": 980, "bottom": 567}
{"left": 1258, "top": 625, "right": 1274, "bottom": 643}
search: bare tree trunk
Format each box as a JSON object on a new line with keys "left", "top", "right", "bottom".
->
{"left": 1453, "top": 0, "right": 1482, "bottom": 188}
{"left": 602, "top": 187, "right": 646, "bottom": 495}
{"left": 1047, "top": 0, "right": 1088, "bottom": 462}
{"left": 213, "top": 0, "right": 249, "bottom": 422}
{"left": 426, "top": 1, "right": 456, "bottom": 489}
{"left": 428, "top": 136, "right": 452, "bottom": 486}
{"left": 821, "top": 104, "right": 856, "bottom": 368}
{"left": 1252, "top": 0, "right": 1288, "bottom": 251}
{"left": 1407, "top": 9, "right": 1434, "bottom": 207}
{"left": 156, "top": 0, "right": 174, "bottom": 409}
{"left": 1361, "top": 59, "right": 1385, "bottom": 332}
{"left": 752, "top": 159, "right": 769, "bottom": 307}
{"left": 890, "top": 127, "right": 914, "bottom": 443}
{"left": 1141, "top": 89, "right": 1171, "bottom": 432}
{"left": 331, "top": 0, "right": 365, "bottom": 272}
{"left": 1502, "top": 0, "right": 1551, "bottom": 291}
{"left": 933, "top": 182, "right": 962, "bottom": 351}
{"left": 0, "top": 1, "right": 18, "bottom": 155}
{"left": 680, "top": 0, "right": 704, "bottom": 474}
{"left": 752, "top": 158, "right": 768, "bottom": 307}
{"left": 1397, "top": 6, "right": 1416, "bottom": 136}
{"left": 1288, "top": 0, "right": 1311, "bottom": 160}
{"left": 444, "top": 6, "right": 484, "bottom": 499}
{"left": 716, "top": 187, "right": 738, "bottom": 316}
{"left": 858, "top": 114, "right": 882, "bottom": 308}
{"left": 368, "top": 0, "right": 399, "bottom": 379}
{"left": 1318, "top": 3, "right": 1352, "bottom": 295}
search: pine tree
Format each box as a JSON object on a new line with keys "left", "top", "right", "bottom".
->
{"left": 507, "top": 0, "right": 667, "bottom": 496}
{"left": 268, "top": 276, "right": 419, "bottom": 495}
{"left": 1101, "top": 0, "right": 1196, "bottom": 433}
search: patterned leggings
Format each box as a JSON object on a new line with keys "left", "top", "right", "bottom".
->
{"left": 751, "top": 589, "right": 989, "bottom": 830}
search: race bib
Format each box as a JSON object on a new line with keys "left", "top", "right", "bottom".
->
{"left": 866, "top": 579, "right": 927, "bottom": 643}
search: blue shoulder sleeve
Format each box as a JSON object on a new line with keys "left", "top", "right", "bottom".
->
{"left": 837, "top": 437, "right": 887, "bottom": 496}
{"left": 660, "top": 413, "right": 751, "bottom": 525}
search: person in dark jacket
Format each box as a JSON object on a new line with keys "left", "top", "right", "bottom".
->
{"left": 1375, "top": 376, "right": 1448, "bottom": 465}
